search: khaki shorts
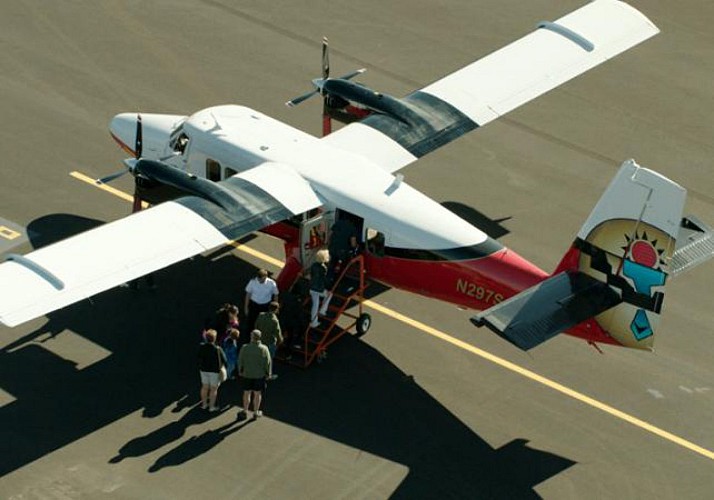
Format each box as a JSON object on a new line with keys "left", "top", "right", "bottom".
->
{"left": 200, "top": 370, "right": 221, "bottom": 387}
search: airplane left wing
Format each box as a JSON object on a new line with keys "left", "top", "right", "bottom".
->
{"left": 322, "top": 0, "right": 658, "bottom": 173}
{"left": 0, "top": 162, "right": 321, "bottom": 327}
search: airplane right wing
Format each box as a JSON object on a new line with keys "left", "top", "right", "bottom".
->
{"left": 0, "top": 162, "right": 322, "bottom": 327}
{"left": 322, "top": 0, "right": 658, "bottom": 173}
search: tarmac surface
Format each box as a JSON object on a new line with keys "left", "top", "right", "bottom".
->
{"left": 1, "top": 1, "right": 713, "bottom": 498}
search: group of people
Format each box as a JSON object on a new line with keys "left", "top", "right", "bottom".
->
{"left": 196, "top": 212, "right": 361, "bottom": 418}
{"left": 198, "top": 269, "right": 283, "bottom": 418}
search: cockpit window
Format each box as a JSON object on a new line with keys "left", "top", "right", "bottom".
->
{"left": 168, "top": 123, "right": 189, "bottom": 154}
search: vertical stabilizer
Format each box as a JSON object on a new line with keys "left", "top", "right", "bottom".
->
{"left": 557, "top": 159, "right": 686, "bottom": 349}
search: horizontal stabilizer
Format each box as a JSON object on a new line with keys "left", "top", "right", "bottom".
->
{"left": 470, "top": 272, "right": 621, "bottom": 350}
{"left": 670, "top": 216, "right": 714, "bottom": 276}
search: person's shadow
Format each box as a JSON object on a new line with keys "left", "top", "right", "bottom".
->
{"left": 109, "top": 405, "right": 219, "bottom": 463}
{"left": 148, "top": 418, "right": 252, "bottom": 472}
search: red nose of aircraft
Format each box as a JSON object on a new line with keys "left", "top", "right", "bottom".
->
{"left": 109, "top": 113, "right": 186, "bottom": 159}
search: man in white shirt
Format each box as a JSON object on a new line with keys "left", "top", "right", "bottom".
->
{"left": 244, "top": 269, "right": 279, "bottom": 331}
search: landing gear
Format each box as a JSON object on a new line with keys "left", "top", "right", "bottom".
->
{"left": 355, "top": 313, "right": 372, "bottom": 337}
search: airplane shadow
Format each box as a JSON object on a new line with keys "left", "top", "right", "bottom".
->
{"left": 260, "top": 336, "right": 575, "bottom": 498}
{"left": 27, "top": 213, "right": 105, "bottom": 248}
{"left": 0, "top": 214, "right": 573, "bottom": 496}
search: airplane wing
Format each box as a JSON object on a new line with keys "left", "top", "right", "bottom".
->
{"left": 0, "top": 162, "right": 321, "bottom": 327}
{"left": 322, "top": 0, "right": 658, "bottom": 173}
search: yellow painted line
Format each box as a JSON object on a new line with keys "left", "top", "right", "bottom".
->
{"left": 229, "top": 241, "right": 283, "bottom": 267}
{"left": 70, "top": 171, "right": 148, "bottom": 208}
{"left": 363, "top": 301, "right": 714, "bottom": 461}
{"left": 70, "top": 170, "right": 714, "bottom": 461}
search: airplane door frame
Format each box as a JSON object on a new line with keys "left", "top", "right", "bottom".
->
{"left": 299, "top": 211, "right": 333, "bottom": 271}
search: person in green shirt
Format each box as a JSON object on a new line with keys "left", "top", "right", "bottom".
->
{"left": 238, "top": 330, "right": 271, "bottom": 419}
{"left": 255, "top": 301, "right": 283, "bottom": 369}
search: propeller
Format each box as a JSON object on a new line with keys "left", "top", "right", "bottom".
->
{"left": 285, "top": 37, "right": 366, "bottom": 108}
{"left": 95, "top": 114, "right": 143, "bottom": 185}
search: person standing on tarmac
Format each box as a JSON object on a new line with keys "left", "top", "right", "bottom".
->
{"left": 243, "top": 269, "right": 279, "bottom": 331}
{"left": 211, "top": 303, "right": 239, "bottom": 344}
{"left": 238, "top": 330, "right": 272, "bottom": 419}
{"left": 254, "top": 301, "right": 283, "bottom": 375}
{"left": 222, "top": 328, "right": 240, "bottom": 379}
{"left": 198, "top": 329, "right": 227, "bottom": 412}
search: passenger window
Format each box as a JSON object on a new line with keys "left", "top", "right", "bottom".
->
{"left": 206, "top": 159, "right": 221, "bottom": 182}
{"left": 366, "top": 228, "right": 385, "bottom": 257}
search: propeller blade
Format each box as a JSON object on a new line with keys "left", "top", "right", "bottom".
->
{"left": 337, "top": 68, "right": 366, "bottom": 81}
{"left": 95, "top": 168, "right": 129, "bottom": 185}
{"left": 285, "top": 89, "right": 318, "bottom": 107}
{"left": 135, "top": 113, "right": 143, "bottom": 158}
{"left": 322, "top": 36, "right": 329, "bottom": 79}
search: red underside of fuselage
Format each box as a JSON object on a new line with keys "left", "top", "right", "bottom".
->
{"left": 262, "top": 224, "right": 620, "bottom": 347}
{"left": 365, "top": 248, "right": 547, "bottom": 310}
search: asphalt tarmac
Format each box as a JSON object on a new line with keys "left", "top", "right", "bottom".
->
{"left": 1, "top": 1, "right": 713, "bottom": 498}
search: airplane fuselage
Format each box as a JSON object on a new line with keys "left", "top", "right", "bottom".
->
{"left": 110, "top": 105, "right": 617, "bottom": 346}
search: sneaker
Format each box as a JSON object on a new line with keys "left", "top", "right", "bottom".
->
{"left": 310, "top": 320, "right": 320, "bottom": 328}
{"left": 209, "top": 406, "right": 219, "bottom": 412}
{"left": 201, "top": 402, "right": 208, "bottom": 410}
{"left": 254, "top": 410, "right": 263, "bottom": 419}
{"left": 268, "top": 374, "right": 278, "bottom": 381}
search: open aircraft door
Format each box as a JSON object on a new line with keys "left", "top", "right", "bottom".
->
{"left": 299, "top": 211, "right": 332, "bottom": 270}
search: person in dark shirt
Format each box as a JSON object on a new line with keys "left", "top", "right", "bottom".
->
{"left": 308, "top": 249, "right": 333, "bottom": 328}
{"left": 328, "top": 217, "right": 359, "bottom": 266}
{"left": 212, "top": 303, "right": 239, "bottom": 344}
{"left": 198, "top": 329, "right": 227, "bottom": 411}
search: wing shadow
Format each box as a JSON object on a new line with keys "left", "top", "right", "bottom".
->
{"left": 1, "top": 214, "right": 573, "bottom": 496}
{"left": 441, "top": 201, "right": 511, "bottom": 240}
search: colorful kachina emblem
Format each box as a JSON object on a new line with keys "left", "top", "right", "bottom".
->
{"left": 621, "top": 232, "right": 667, "bottom": 340}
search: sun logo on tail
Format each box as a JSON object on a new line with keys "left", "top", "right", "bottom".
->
{"left": 621, "top": 231, "right": 667, "bottom": 341}
{"left": 622, "top": 231, "right": 666, "bottom": 269}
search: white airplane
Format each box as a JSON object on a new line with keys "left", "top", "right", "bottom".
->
{"left": 2, "top": 0, "right": 712, "bottom": 351}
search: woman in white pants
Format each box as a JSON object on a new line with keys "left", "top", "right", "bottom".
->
{"left": 308, "top": 249, "right": 332, "bottom": 328}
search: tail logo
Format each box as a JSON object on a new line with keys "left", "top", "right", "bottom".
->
{"left": 621, "top": 232, "right": 667, "bottom": 340}
{"left": 578, "top": 221, "right": 673, "bottom": 349}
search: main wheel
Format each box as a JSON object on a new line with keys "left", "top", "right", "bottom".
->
{"left": 355, "top": 313, "right": 372, "bottom": 337}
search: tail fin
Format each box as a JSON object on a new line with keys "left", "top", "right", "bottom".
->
{"left": 555, "top": 159, "right": 685, "bottom": 349}
{"left": 472, "top": 160, "right": 685, "bottom": 351}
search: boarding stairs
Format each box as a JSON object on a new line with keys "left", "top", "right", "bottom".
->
{"left": 290, "top": 255, "right": 371, "bottom": 367}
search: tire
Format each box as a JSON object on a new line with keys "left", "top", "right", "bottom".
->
{"left": 355, "top": 313, "right": 372, "bottom": 337}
